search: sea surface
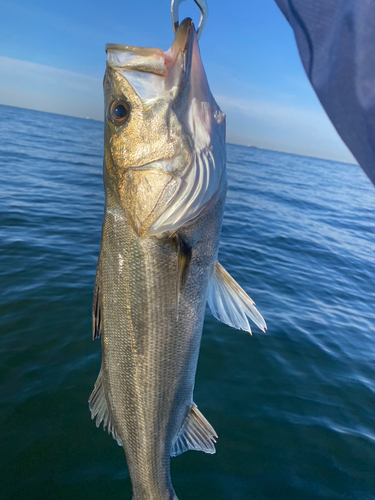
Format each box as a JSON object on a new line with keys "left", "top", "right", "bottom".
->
{"left": 1, "top": 103, "right": 375, "bottom": 500}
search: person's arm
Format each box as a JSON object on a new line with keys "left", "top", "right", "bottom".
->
{"left": 275, "top": 0, "right": 375, "bottom": 185}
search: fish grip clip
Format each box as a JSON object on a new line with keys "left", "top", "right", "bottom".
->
{"left": 171, "top": 0, "right": 208, "bottom": 40}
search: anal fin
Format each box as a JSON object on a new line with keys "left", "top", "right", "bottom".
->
{"left": 207, "top": 262, "right": 267, "bottom": 334}
{"left": 88, "top": 368, "right": 122, "bottom": 446}
{"left": 171, "top": 404, "right": 217, "bottom": 457}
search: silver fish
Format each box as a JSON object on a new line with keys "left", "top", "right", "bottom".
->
{"left": 89, "top": 18, "right": 266, "bottom": 500}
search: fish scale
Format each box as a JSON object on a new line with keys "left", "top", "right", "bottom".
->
{"left": 89, "top": 18, "right": 266, "bottom": 500}
{"left": 99, "top": 189, "right": 225, "bottom": 499}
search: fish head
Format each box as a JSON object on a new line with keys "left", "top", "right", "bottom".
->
{"left": 104, "top": 18, "right": 226, "bottom": 237}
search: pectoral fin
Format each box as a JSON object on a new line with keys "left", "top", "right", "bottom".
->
{"left": 171, "top": 404, "right": 217, "bottom": 457}
{"left": 207, "top": 262, "right": 267, "bottom": 334}
{"left": 92, "top": 269, "right": 102, "bottom": 340}
{"left": 89, "top": 369, "right": 122, "bottom": 446}
{"left": 177, "top": 235, "right": 192, "bottom": 306}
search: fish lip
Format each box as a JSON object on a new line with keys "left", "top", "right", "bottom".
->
{"left": 168, "top": 17, "right": 195, "bottom": 56}
{"left": 164, "top": 18, "right": 197, "bottom": 76}
{"left": 161, "top": 17, "right": 197, "bottom": 110}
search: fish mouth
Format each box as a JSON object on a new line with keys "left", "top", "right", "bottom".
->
{"left": 105, "top": 18, "right": 197, "bottom": 85}
{"left": 104, "top": 17, "right": 196, "bottom": 64}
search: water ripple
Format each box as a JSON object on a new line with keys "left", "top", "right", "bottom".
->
{"left": 1, "top": 107, "right": 375, "bottom": 499}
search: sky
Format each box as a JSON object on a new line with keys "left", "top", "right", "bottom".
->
{"left": 0, "top": 0, "right": 356, "bottom": 163}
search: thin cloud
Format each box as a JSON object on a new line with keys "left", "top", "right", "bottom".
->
{"left": 0, "top": 56, "right": 103, "bottom": 119}
{"left": 217, "top": 94, "right": 331, "bottom": 131}
{"left": 216, "top": 94, "right": 356, "bottom": 163}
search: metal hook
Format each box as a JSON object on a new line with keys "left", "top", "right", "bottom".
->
{"left": 171, "top": 0, "right": 208, "bottom": 41}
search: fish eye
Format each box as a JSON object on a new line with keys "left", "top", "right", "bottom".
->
{"left": 108, "top": 100, "right": 130, "bottom": 126}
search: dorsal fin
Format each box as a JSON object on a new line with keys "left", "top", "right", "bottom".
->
{"left": 171, "top": 404, "right": 217, "bottom": 457}
{"left": 207, "top": 262, "right": 267, "bottom": 334}
{"left": 88, "top": 369, "right": 122, "bottom": 446}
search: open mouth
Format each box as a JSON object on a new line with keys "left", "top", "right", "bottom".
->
{"left": 105, "top": 18, "right": 196, "bottom": 82}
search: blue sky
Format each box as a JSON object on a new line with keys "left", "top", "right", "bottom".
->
{"left": 0, "top": 0, "right": 355, "bottom": 162}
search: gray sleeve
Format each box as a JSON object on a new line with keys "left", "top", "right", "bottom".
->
{"left": 274, "top": 0, "right": 375, "bottom": 185}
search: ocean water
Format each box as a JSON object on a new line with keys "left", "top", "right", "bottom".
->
{"left": 1, "top": 103, "right": 375, "bottom": 500}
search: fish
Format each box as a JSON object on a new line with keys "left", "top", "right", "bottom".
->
{"left": 89, "top": 17, "right": 266, "bottom": 500}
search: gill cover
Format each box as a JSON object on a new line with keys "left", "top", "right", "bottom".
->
{"left": 104, "top": 18, "right": 226, "bottom": 237}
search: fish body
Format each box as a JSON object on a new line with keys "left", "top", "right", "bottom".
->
{"left": 90, "top": 18, "right": 266, "bottom": 500}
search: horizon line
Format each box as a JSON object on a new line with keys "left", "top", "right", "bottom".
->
{"left": 0, "top": 102, "right": 358, "bottom": 166}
